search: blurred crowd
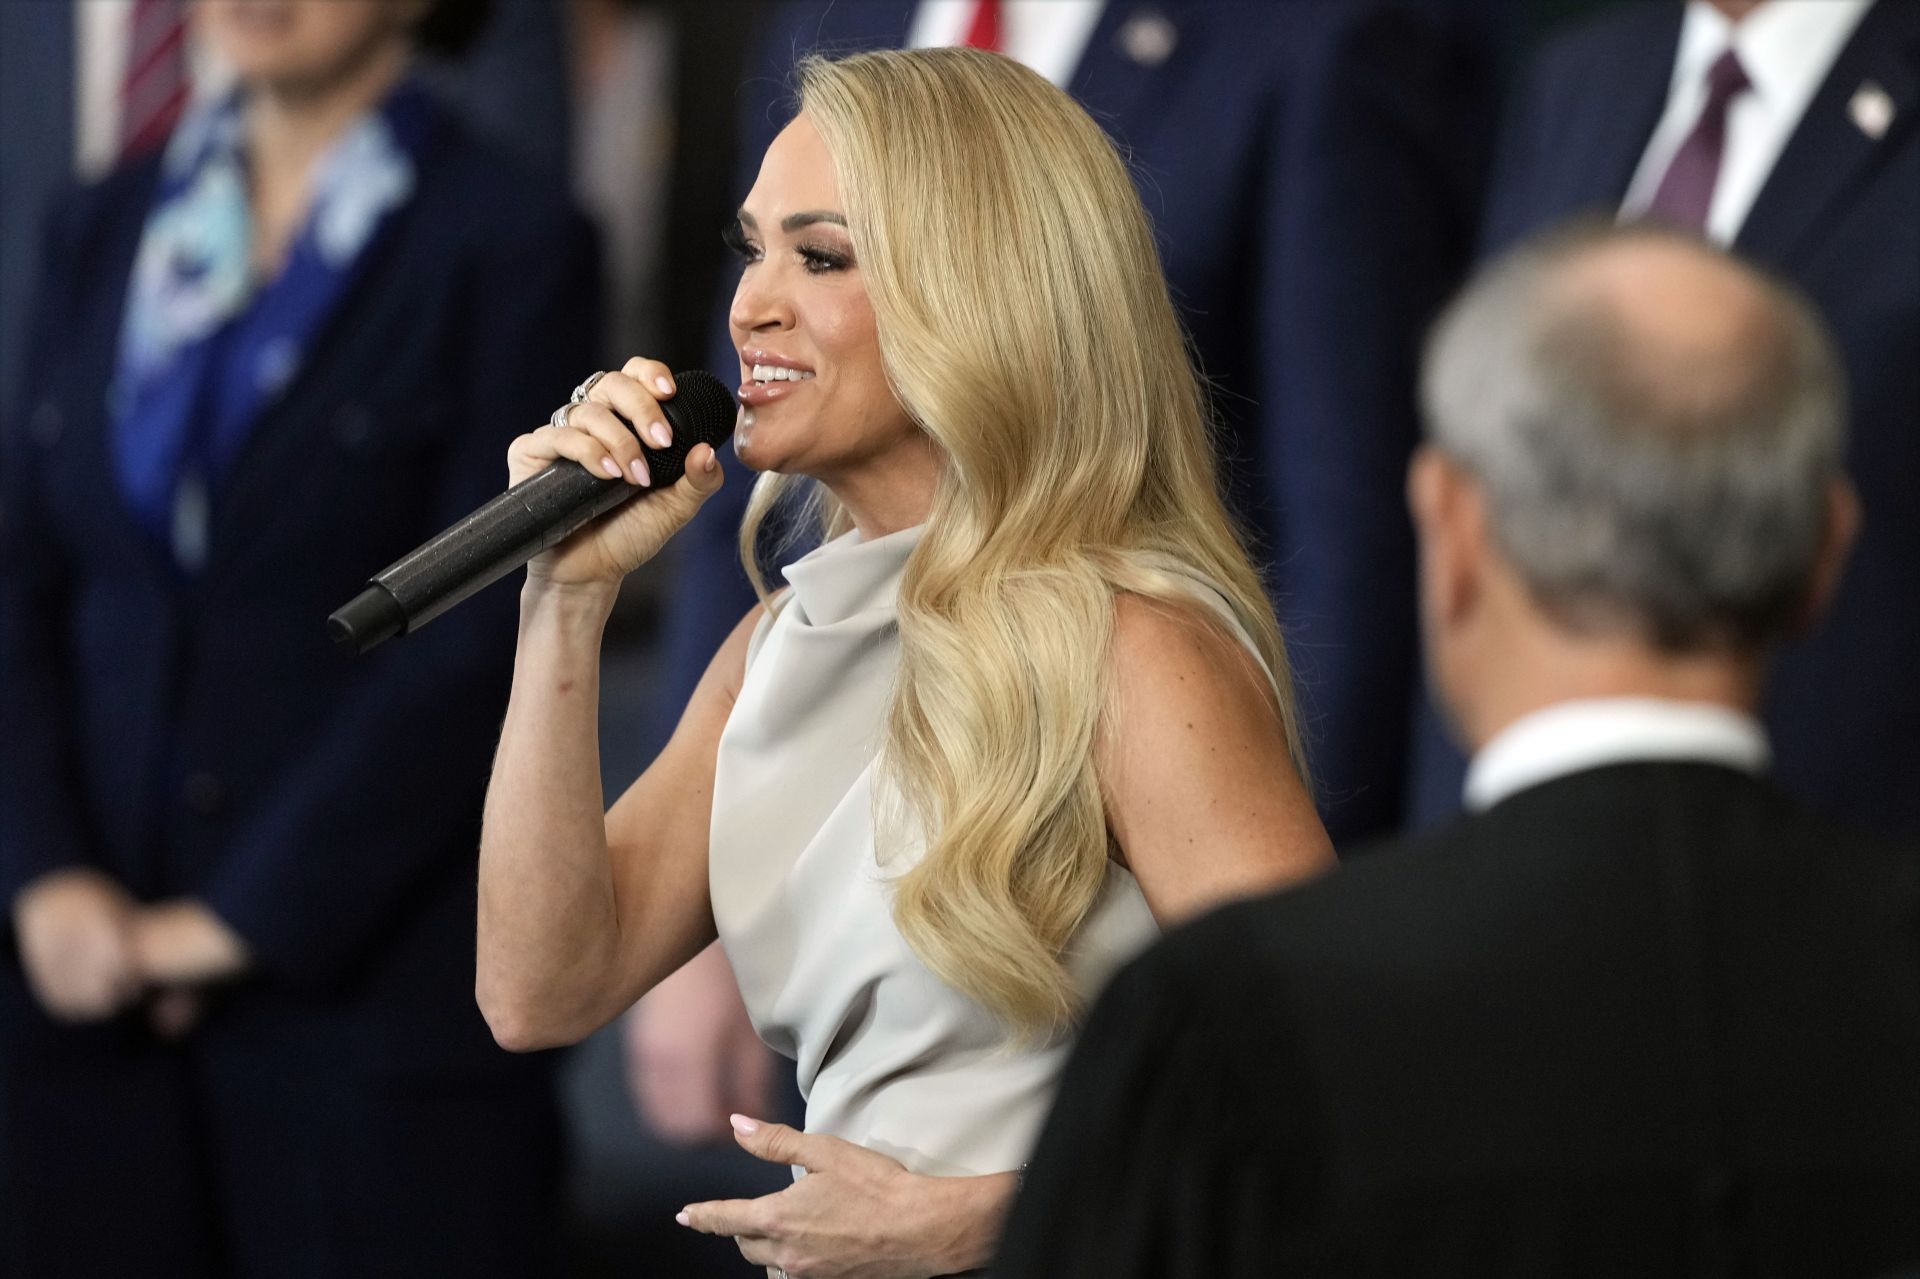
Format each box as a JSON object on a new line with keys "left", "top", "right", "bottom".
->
{"left": 0, "top": 1, "right": 1912, "bottom": 1276}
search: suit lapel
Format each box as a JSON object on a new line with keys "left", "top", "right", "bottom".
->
{"left": 80, "top": 165, "right": 190, "bottom": 579}
{"left": 204, "top": 116, "right": 451, "bottom": 564}
{"left": 1735, "top": 0, "right": 1920, "bottom": 268}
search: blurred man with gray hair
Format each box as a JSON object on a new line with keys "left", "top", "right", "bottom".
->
{"left": 995, "top": 222, "right": 1920, "bottom": 1279}
{"left": 1410, "top": 0, "right": 1920, "bottom": 842}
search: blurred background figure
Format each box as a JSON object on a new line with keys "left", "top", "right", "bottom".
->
{"left": 0, "top": 1, "right": 597, "bottom": 1275}
{"left": 1408, "top": 0, "right": 1920, "bottom": 840}
{"left": 0, "top": 0, "right": 574, "bottom": 441}
{"left": 999, "top": 221, "right": 1920, "bottom": 1279}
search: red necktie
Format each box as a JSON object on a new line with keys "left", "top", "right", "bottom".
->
{"left": 962, "top": 0, "right": 1004, "bottom": 52}
{"left": 120, "top": 0, "right": 191, "bottom": 161}
{"left": 1643, "top": 48, "right": 1751, "bottom": 232}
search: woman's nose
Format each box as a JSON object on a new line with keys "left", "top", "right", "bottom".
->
{"left": 729, "top": 266, "right": 795, "bottom": 336}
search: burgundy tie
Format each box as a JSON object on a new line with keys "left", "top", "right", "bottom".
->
{"left": 1643, "top": 48, "right": 1751, "bottom": 231}
{"left": 120, "top": 0, "right": 190, "bottom": 161}
{"left": 962, "top": 0, "right": 1004, "bottom": 52}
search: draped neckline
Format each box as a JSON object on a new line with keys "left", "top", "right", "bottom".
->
{"left": 779, "top": 522, "right": 927, "bottom": 626}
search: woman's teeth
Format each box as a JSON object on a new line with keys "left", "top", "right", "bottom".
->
{"left": 750, "top": 364, "right": 814, "bottom": 383}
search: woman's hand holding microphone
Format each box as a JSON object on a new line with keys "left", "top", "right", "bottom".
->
{"left": 509, "top": 356, "right": 726, "bottom": 592}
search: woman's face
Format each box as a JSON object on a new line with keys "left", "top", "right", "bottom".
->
{"left": 726, "top": 114, "right": 918, "bottom": 481}
{"left": 195, "top": 0, "right": 420, "bottom": 96}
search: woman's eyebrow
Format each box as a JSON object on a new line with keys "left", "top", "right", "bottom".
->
{"left": 735, "top": 208, "right": 848, "bottom": 233}
{"left": 782, "top": 210, "right": 848, "bottom": 231}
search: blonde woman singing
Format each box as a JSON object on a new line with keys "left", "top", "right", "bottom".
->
{"left": 477, "top": 47, "right": 1333, "bottom": 1278}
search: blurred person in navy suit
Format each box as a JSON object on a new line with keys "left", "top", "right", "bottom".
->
{"left": 0, "top": 2, "right": 598, "bottom": 1275}
{"left": 622, "top": 0, "right": 1503, "bottom": 1151}
{"left": 998, "top": 222, "right": 1920, "bottom": 1279}
{"left": 1409, "top": 0, "right": 1920, "bottom": 840}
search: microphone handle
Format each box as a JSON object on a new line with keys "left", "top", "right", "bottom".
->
{"left": 328, "top": 367, "right": 734, "bottom": 656}
{"left": 331, "top": 461, "right": 635, "bottom": 654}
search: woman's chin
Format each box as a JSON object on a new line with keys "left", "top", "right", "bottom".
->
{"left": 730, "top": 432, "right": 780, "bottom": 474}
{"left": 730, "top": 417, "right": 808, "bottom": 475}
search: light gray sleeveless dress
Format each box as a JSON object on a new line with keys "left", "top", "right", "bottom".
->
{"left": 708, "top": 523, "right": 1242, "bottom": 1179}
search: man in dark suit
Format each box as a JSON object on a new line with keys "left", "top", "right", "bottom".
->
{"left": 995, "top": 223, "right": 1920, "bottom": 1277}
{"left": 1409, "top": 0, "right": 1920, "bottom": 841}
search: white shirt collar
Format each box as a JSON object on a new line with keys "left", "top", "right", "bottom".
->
{"left": 1623, "top": 0, "right": 1874, "bottom": 242}
{"left": 1464, "top": 697, "right": 1771, "bottom": 813}
{"left": 1674, "top": 0, "right": 1871, "bottom": 124}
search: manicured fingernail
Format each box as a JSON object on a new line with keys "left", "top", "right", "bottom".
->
{"left": 599, "top": 457, "right": 622, "bottom": 479}
{"left": 729, "top": 1114, "right": 759, "bottom": 1135}
{"left": 654, "top": 375, "right": 674, "bottom": 396}
{"left": 648, "top": 421, "right": 672, "bottom": 448}
{"left": 630, "top": 457, "right": 651, "bottom": 486}
{"left": 701, "top": 448, "right": 718, "bottom": 474}
{"left": 674, "top": 1211, "right": 690, "bottom": 1227}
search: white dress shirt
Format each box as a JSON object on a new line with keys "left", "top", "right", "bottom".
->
{"left": 1464, "top": 697, "right": 1772, "bottom": 812}
{"left": 907, "top": 0, "right": 1106, "bottom": 88}
{"left": 1620, "top": 0, "right": 1873, "bottom": 244}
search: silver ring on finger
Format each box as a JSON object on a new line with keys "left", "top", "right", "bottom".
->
{"left": 569, "top": 370, "right": 609, "bottom": 404}
{"left": 549, "top": 402, "right": 574, "bottom": 430}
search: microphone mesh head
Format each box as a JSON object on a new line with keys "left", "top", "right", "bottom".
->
{"left": 649, "top": 369, "right": 738, "bottom": 487}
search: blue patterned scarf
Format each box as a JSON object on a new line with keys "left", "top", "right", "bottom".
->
{"left": 111, "top": 79, "right": 434, "bottom": 565}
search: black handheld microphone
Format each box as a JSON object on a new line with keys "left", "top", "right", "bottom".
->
{"left": 328, "top": 369, "right": 735, "bottom": 655}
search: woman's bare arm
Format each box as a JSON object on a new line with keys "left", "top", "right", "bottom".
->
{"left": 1097, "top": 594, "right": 1335, "bottom": 925}
{"left": 476, "top": 588, "right": 762, "bottom": 1052}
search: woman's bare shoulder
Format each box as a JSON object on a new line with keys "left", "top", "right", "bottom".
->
{"left": 1106, "top": 591, "right": 1274, "bottom": 717}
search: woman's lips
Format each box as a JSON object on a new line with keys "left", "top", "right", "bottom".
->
{"left": 736, "top": 379, "right": 807, "bottom": 407}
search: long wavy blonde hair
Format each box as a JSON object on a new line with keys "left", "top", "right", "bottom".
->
{"left": 739, "top": 47, "right": 1307, "bottom": 1034}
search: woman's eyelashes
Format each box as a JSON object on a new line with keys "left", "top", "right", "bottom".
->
{"left": 723, "top": 222, "right": 852, "bottom": 275}
{"left": 796, "top": 243, "right": 851, "bottom": 274}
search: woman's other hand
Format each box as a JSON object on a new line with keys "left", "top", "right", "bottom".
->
{"left": 508, "top": 356, "right": 725, "bottom": 588}
{"left": 623, "top": 942, "right": 777, "bottom": 1146}
{"left": 678, "top": 1116, "right": 1015, "bottom": 1278}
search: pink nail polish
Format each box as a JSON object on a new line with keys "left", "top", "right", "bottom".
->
{"left": 600, "top": 458, "right": 622, "bottom": 479}
{"left": 674, "top": 1211, "right": 690, "bottom": 1227}
{"left": 729, "top": 1114, "right": 759, "bottom": 1135}
{"left": 654, "top": 375, "right": 674, "bottom": 396}
{"left": 631, "top": 458, "right": 650, "bottom": 486}
{"left": 649, "top": 421, "right": 672, "bottom": 449}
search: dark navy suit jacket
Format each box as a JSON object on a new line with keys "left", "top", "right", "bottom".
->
{"left": 0, "top": 99, "right": 598, "bottom": 1275}
{"left": 1409, "top": 0, "right": 1920, "bottom": 840}
{"left": 650, "top": 0, "right": 1500, "bottom": 844}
